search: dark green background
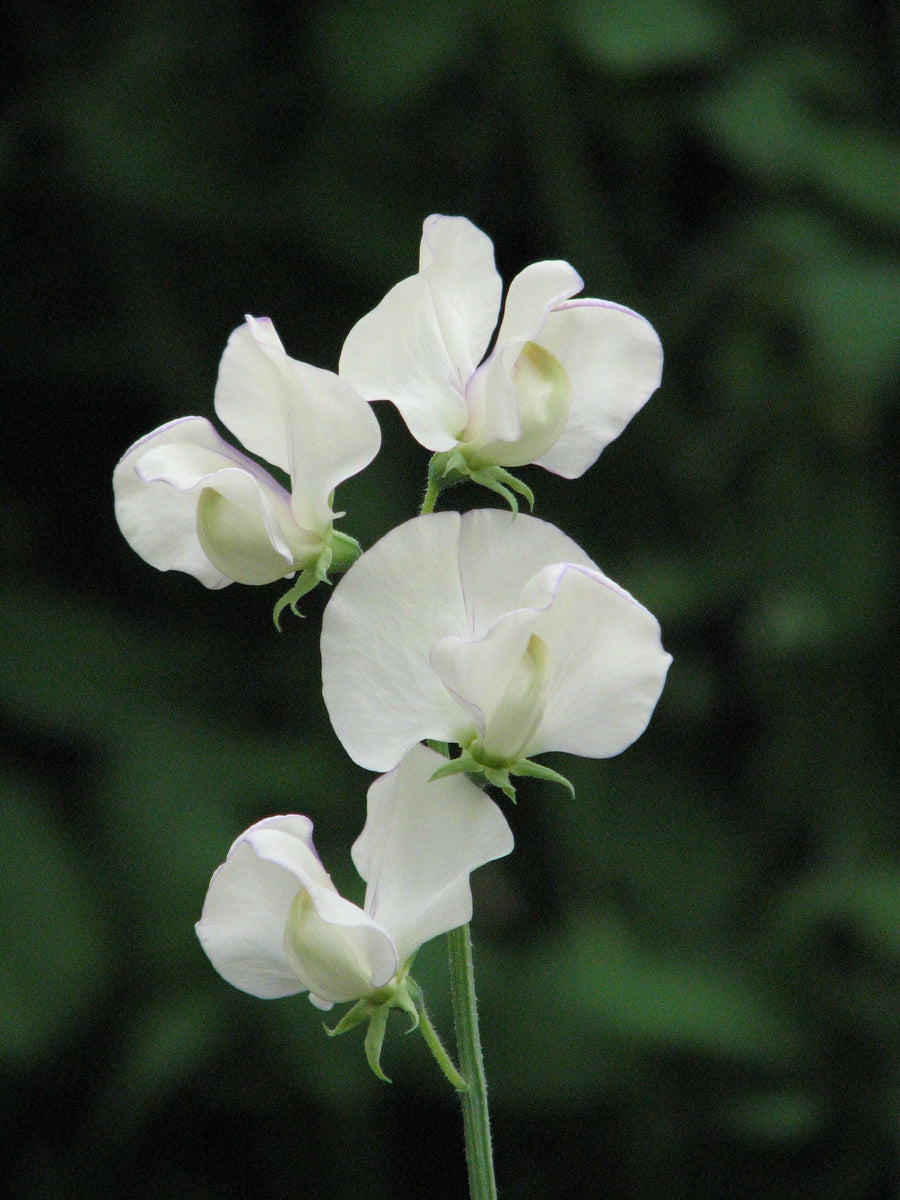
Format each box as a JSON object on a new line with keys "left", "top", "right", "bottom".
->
{"left": 3, "top": 1, "right": 899, "bottom": 1196}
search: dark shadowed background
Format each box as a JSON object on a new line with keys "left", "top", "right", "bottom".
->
{"left": 2, "top": 1, "right": 899, "bottom": 1196}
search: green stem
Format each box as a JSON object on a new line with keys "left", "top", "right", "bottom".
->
{"left": 447, "top": 924, "right": 497, "bottom": 1200}
{"left": 416, "top": 999, "right": 468, "bottom": 1093}
{"left": 421, "top": 473, "right": 441, "bottom": 515}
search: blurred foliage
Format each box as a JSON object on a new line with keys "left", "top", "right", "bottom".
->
{"left": 2, "top": 0, "right": 899, "bottom": 1196}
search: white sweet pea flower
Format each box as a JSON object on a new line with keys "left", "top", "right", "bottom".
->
{"left": 195, "top": 743, "right": 513, "bottom": 1010}
{"left": 321, "top": 510, "right": 671, "bottom": 795}
{"left": 113, "top": 317, "right": 381, "bottom": 605}
{"left": 339, "top": 214, "right": 663, "bottom": 507}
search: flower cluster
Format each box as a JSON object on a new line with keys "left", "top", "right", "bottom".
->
{"left": 114, "top": 215, "right": 671, "bottom": 1081}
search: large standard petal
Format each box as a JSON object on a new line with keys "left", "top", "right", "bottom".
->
{"left": 215, "top": 317, "right": 381, "bottom": 536}
{"left": 533, "top": 300, "right": 664, "bottom": 479}
{"left": 279, "top": 360, "right": 382, "bottom": 536}
{"left": 113, "top": 416, "right": 297, "bottom": 588}
{"left": 351, "top": 744, "right": 514, "bottom": 967}
{"left": 321, "top": 512, "right": 469, "bottom": 771}
{"left": 521, "top": 563, "right": 672, "bottom": 758}
{"left": 456, "top": 510, "right": 596, "bottom": 639}
{"left": 195, "top": 815, "right": 323, "bottom": 999}
{"left": 339, "top": 215, "right": 502, "bottom": 452}
{"left": 213, "top": 317, "right": 294, "bottom": 474}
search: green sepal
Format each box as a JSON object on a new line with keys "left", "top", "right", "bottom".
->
{"left": 422, "top": 452, "right": 535, "bottom": 515}
{"left": 329, "top": 529, "right": 363, "bottom": 572}
{"left": 364, "top": 1005, "right": 391, "bottom": 1082}
{"left": 481, "top": 764, "right": 517, "bottom": 801}
{"left": 272, "top": 560, "right": 329, "bottom": 629}
{"left": 323, "top": 974, "right": 422, "bottom": 1085}
{"left": 324, "top": 997, "right": 371, "bottom": 1038}
{"left": 429, "top": 746, "right": 575, "bottom": 801}
{"left": 508, "top": 758, "right": 576, "bottom": 797}
{"left": 272, "top": 527, "right": 364, "bottom": 628}
{"left": 437, "top": 449, "right": 470, "bottom": 480}
{"left": 469, "top": 466, "right": 534, "bottom": 514}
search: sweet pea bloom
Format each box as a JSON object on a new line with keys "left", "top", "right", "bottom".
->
{"left": 113, "top": 316, "right": 381, "bottom": 593}
{"left": 339, "top": 215, "right": 663, "bottom": 486}
{"left": 321, "top": 510, "right": 671, "bottom": 790}
{"left": 195, "top": 743, "right": 513, "bottom": 1009}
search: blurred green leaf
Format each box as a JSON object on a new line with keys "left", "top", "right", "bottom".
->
{"left": 564, "top": 0, "right": 734, "bottom": 73}
{"left": 0, "top": 777, "right": 107, "bottom": 1064}
{"left": 484, "top": 915, "right": 802, "bottom": 1103}
{"left": 776, "top": 866, "right": 900, "bottom": 961}
{"left": 314, "top": 0, "right": 467, "bottom": 105}
{"left": 701, "top": 48, "right": 900, "bottom": 228}
{"left": 721, "top": 1087, "right": 823, "bottom": 1142}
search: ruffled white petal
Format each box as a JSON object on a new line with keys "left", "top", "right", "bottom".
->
{"left": 456, "top": 510, "right": 596, "bottom": 639}
{"left": 454, "top": 260, "right": 582, "bottom": 457}
{"left": 321, "top": 512, "right": 469, "bottom": 770}
{"left": 194, "top": 482, "right": 298, "bottom": 585}
{"left": 351, "top": 744, "right": 514, "bottom": 967}
{"left": 215, "top": 317, "right": 381, "bottom": 536}
{"left": 492, "top": 259, "right": 583, "bottom": 349}
{"left": 113, "top": 416, "right": 299, "bottom": 588}
{"left": 521, "top": 563, "right": 672, "bottom": 757}
{"left": 533, "top": 301, "right": 664, "bottom": 479}
{"left": 213, "top": 317, "right": 294, "bottom": 474}
{"left": 463, "top": 340, "right": 572, "bottom": 468}
{"left": 195, "top": 815, "right": 322, "bottom": 999}
{"left": 280, "top": 360, "right": 381, "bottom": 534}
{"left": 339, "top": 215, "right": 502, "bottom": 452}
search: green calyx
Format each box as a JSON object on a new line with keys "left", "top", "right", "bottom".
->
{"left": 325, "top": 975, "right": 420, "bottom": 1084}
{"left": 272, "top": 528, "right": 362, "bottom": 629}
{"left": 422, "top": 450, "right": 534, "bottom": 515}
{"left": 325, "top": 972, "right": 467, "bottom": 1091}
{"left": 429, "top": 744, "right": 575, "bottom": 802}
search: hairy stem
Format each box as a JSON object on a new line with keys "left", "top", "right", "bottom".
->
{"left": 447, "top": 924, "right": 497, "bottom": 1200}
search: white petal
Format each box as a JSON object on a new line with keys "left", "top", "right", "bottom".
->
{"left": 321, "top": 511, "right": 600, "bottom": 769}
{"left": 215, "top": 317, "right": 381, "bottom": 535}
{"left": 195, "top": 815, "right": 323, "bottom": 999}
{"left": 196, "top": 815, "right": 397, "bottom": 1005}
{"left": 213, "top": 317, "right": 293, "bottom": 473}
{"left": 194, "top": 484, "right": 299, "bottom": 586}
{"left": 339, "top": 215, "right": 502, "bottom": 452}
{"left": 351, "top": 744, "right": 514, "bottom": 966}
{"left": 430, "top": 607, "right": 540, "bottom": 745}
{"left": 283, "top": 884, "right": 397, "bottom": 1006}
{"left": 456, "top": 510, "right": 597, "bottom": 639}
{"left": 460, "top": 261, "right": 580, "bottom": 458}
{"left": 280, "top": 360, "right": 382, "bottom": 535}
{"left": 521, "top": 564, "right": 672, "bottom": 757}
{"left": 533, "top": 301, "right": 664, "bottom": 479}
{"left": 463, "top": 340, "right": 572, "bottom": 468}
{"left": 321, "top": 512, "right": 469, "bottom": 770}
{"left": 493, "top": 260, "right": 583, "bottom": 349}
{"left": 113, "top": 416, "right": 298, "bottom": 588}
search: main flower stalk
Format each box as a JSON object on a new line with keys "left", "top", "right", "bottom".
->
{"left": 429, "top": 709, "right": 498, "bottom": 1199}
{"left": 448, "top": 923, "right": 497, "bottom": 1200}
